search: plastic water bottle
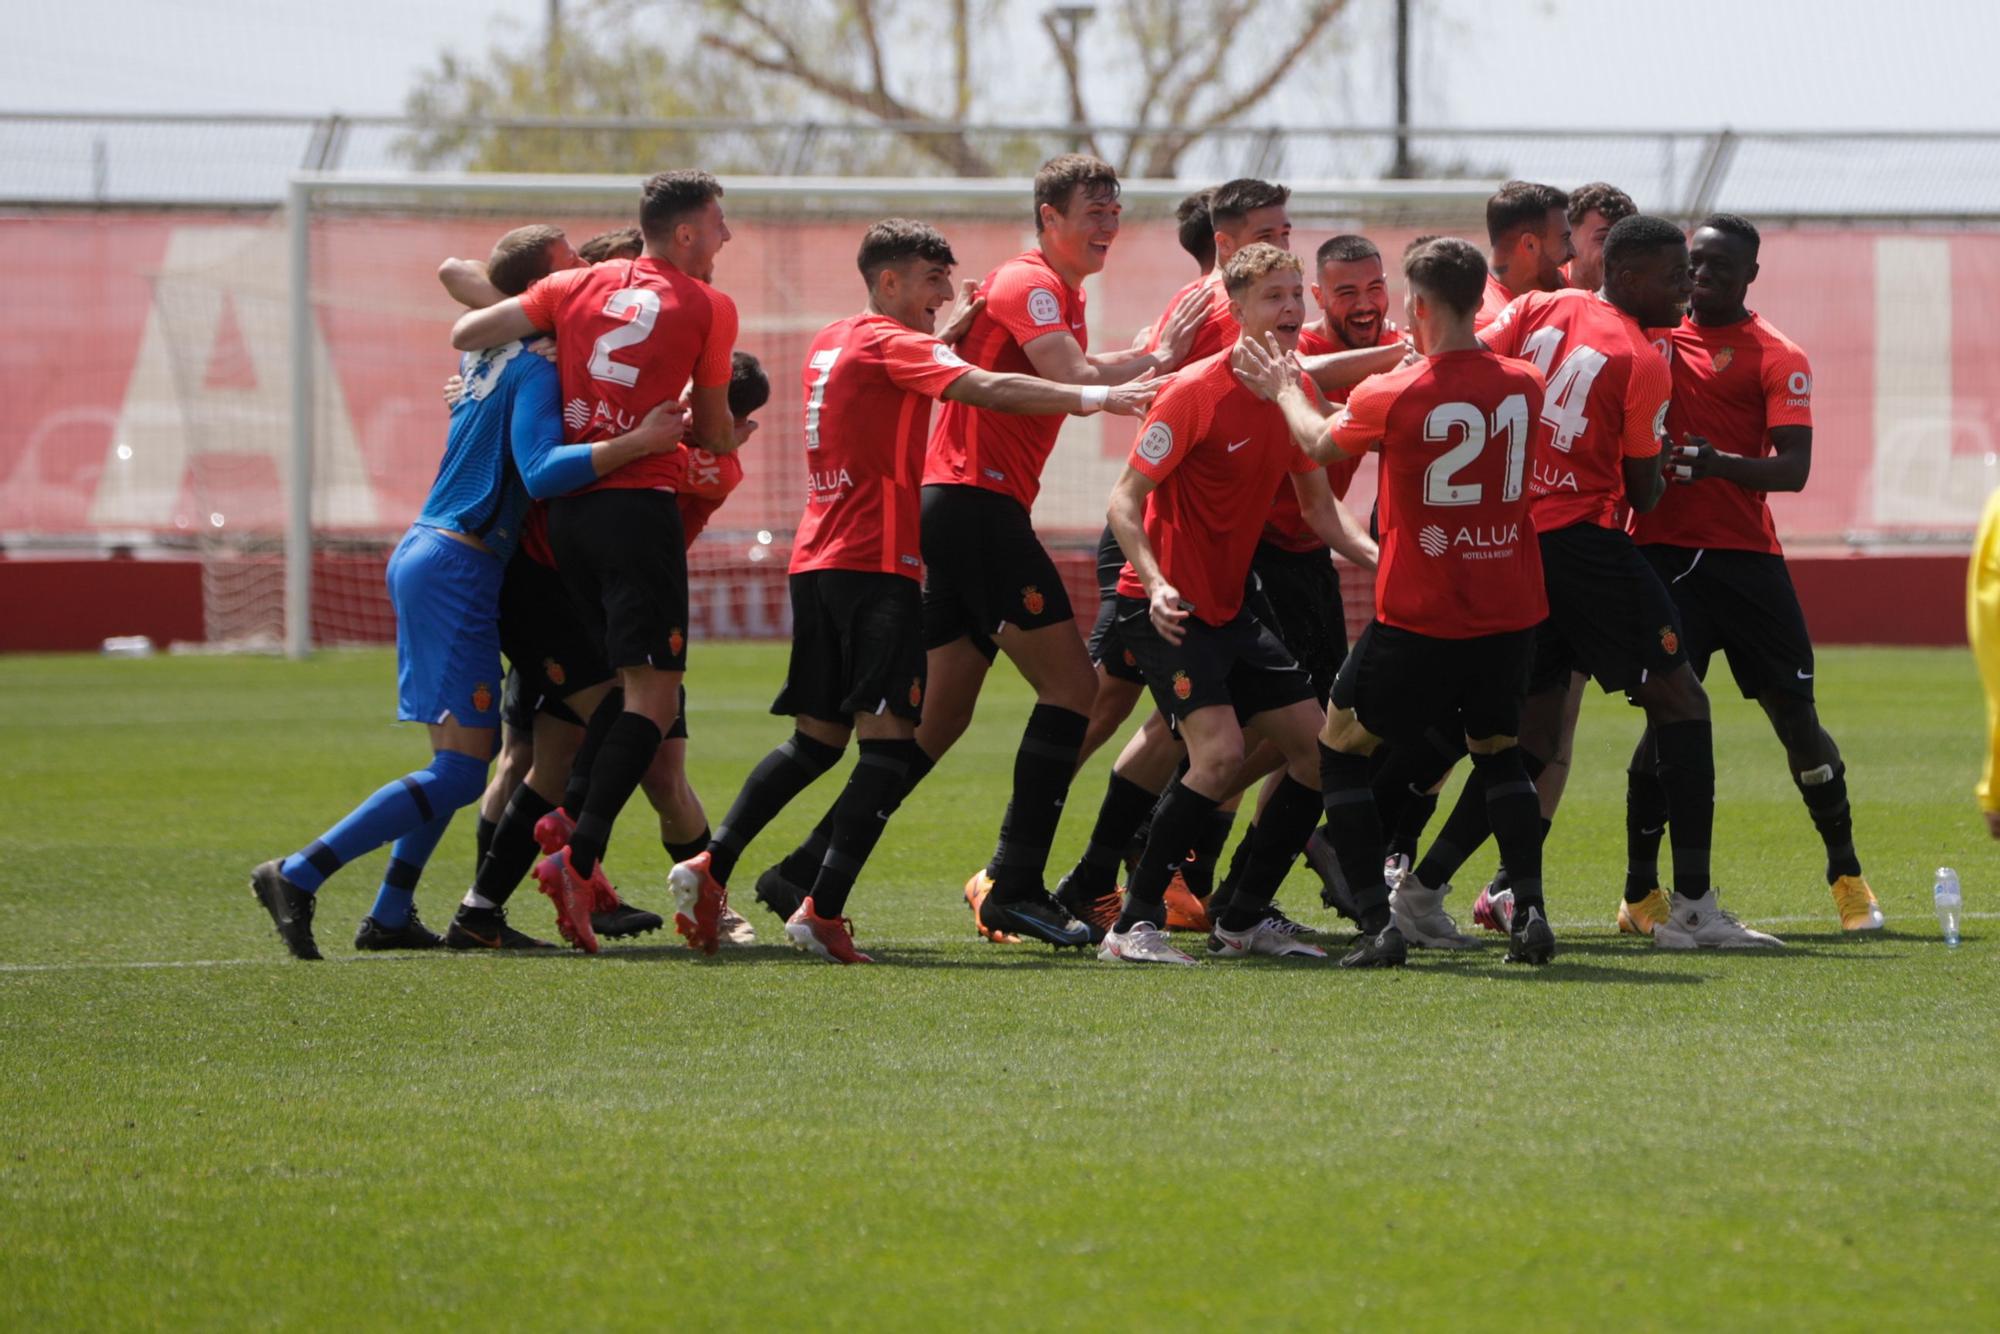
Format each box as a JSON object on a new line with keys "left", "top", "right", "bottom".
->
{"left": 1934, "top": 867, "right": 1961, "bottom": 947}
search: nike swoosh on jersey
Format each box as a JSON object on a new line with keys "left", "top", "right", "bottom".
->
{"left": 1226, "top": 438, "right": 1251, "bottom": 452}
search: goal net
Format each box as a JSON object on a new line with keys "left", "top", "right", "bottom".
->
{"left": 151, "top": 170, "right": 1494, "bottom": 654}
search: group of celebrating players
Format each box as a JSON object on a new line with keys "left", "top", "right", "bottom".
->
{"left": 250, "top": 153, "right": 1885, "bottom": 968}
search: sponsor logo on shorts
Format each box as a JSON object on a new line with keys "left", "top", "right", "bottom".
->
{"left": 1027, "top": 287, "right": 1063, "bottom": 326}
{"left": 543, "top": 658, "right": 566, "bottom": 687}
{"left": 668, "top": 627, "right": 686, "bottom": 658}
{"left": 472, "top": 682, "right": 494, "bottom": 715}
{"left": 1711, "top": 346, "right": 1734, "bottom": 373}
{"left": 1022, "top": 586, "right": 1045, "bottom": 616}
{"left": 1171, "top": 670, "right": 1192, "bottom": 701}
{"left": 909, "top": 678, "right": 924, "bottom": 708}
{"left": 1660, "top": 626, "right": 1680, "bottom": 656}
{"left": 1137, "top": 422, "right": 1173, "bottom": 463}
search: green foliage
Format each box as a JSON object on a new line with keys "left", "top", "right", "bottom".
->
{"left": 1, "top": 645, "right": 1996, "bottom": 1327}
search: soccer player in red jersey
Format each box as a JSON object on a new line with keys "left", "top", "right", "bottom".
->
{"left": 1236, "top": 236, "right": 1556, "bottom": 965}
{"left": 1423, "top": 214, "right": 1781, "bottom": 949}
{"left": 1475, "top": 181, "right": 1574, "bottom": 331}
{"left": 450, "top": 170, "right": 739, "bottom": 950}
{"left": 1564, "top": 182, "right": 1636, "bottom": 293}
{"left": 1626, "top": 214, "right": 1880, "bottom": 933}
{"left": 669, "top": 219, "right": 1155, "bottom": 963}
{"left": 1092, "top": 244, "right": 1343, "bottom": 965}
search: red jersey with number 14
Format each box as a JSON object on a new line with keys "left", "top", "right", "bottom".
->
{"left": 924, "top": 250, "right": 1086, "bottom": 509}
{"left": 790, "top": 313, "right": 974, "bottom": 580}
{"left": 517, "top": 256, "right": 738, "bottom": 494}
{"left": 1629, "top": 312, "right": 1813, "bottom": 555}
{"left": 1481, "top": 289, "right": 1667, "bottom": 534}
{"left": 1115, "top": 351, "right": 1316, "bottom": 626}
{"left": 1332, "top": 350, "right": 1548, "bottom": 638}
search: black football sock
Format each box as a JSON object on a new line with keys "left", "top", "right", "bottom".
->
{"left": 1473, "top": 749, "right": 1543, "bottom": 913}
{"left": 665, "top": 826, "right": 711, "bottom": 865}
{"left": 1625, "top": 728, "right": 1669, "bottom": 901}
{"left": 1319, "top": 743, "right": 1391, "bottom": 933}
{"left": 562, "top": 689, "right": 625, "bottom": 820}
{"left": 1068, "top": 770, "right": 1160, "bottom": 897}
{"left": 988, "top": 705, "right": 1089, "bottom": 902}
{"left": 568, "top": 710, "right": 661, "bottom": 879}
{"left": 1219, "top": 775, "right": 1322, "bottom": 931}
{"left": 1215, "top": 820, "right": 1258, "bottom": 908}
{"left": 475, "top": 814, "right": 499, "bottom": 871}
{"left": 1179, "top": 806, "right": 1237, "bottom": 902}
{"left": 1116, "top": 778, "right": 1219, "bottom": 932}
{"left": 472, "top": 784, "right": 556, "bottom": 909}
{"left": 778, "top": 748, "right": 933, "bottom": 887}
{"left": 1371, "top": 728, "right": 1464, "bottom": 854}
{"left": 708, "top": 730, "right": 844, "bottom": 885}
{"left": 1654, "top": 719, "right": 1715, "bottom": 900}
{"left": 807, "top": 739, "right": 916, "bottom": 918}
{"left": 1415, "top": 767, "right": 1491, "bottom": 892}
{"left": 1795, "top": 759, "right": 1861, "bottom": 882}
{"left": 1388, "top": 792, "right": 1439, "bottom": 864}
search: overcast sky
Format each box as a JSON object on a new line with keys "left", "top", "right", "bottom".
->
{"left": 6, "top": 0, "right": 1997, "bottom": 130}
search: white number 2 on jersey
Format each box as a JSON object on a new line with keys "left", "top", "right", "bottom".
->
{"left": 803, "top": 347, "right": 843, "bottom": 450}
{"left": 1516, "top": 326, "right": 1605, "bottom": 454}
{"left": 587, "top": 288, "right": 661, "bottom": 388}
{"left": 1423, "top": 394, "right": 1530, "bottom": 506}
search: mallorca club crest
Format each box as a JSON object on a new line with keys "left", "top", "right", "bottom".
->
{"left": 1171, "top": 670, "right": 1193, "bottom": 701}
{"left": 543, "top": 657, "right": 567, "bottom": 687}
{"left": 471, "top": 682, "right": 495, "bottom": 715}
{"left": 1022, "top": 586, "right": 1045, "bottom": 616}
{"left": 1711, "top": 346, "right": 1735, "bottom": 373}
{"left": 668, "top": 627, "right": 686, "bottom": 658}
{"left": 1660, "top": 626, "right": 1680, "bottom": 656}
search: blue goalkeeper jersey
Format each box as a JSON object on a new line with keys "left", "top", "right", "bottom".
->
{"left": 413, "top": 341, "right": 601, "bottom": 563}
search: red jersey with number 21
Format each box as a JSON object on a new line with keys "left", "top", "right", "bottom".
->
{"left": 1480, "top": 289, "right": 1667, "bottom": 533}
{"left": 791, "top": 313, "right": 974, "bottom": 580}
{"left": 1116, "top": 351, "right": 1316, "bottom": 626}
{"left": 1331, "top": 349, "right": 1548, "bottom": 638}
{"left": 517, "top": 256, "right": 738, "bottom": 495}
{"left": 924, "top": 250, "right": 1085, "bottom": 509}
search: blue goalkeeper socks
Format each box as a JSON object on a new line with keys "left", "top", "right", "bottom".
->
{"left": 367, "top": 811, "right": 455, "bottom": 927}
{"left": 281, "top": 750, "right": 488, "bottom": 893}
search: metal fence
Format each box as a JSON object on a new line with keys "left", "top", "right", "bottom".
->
{"left": 8, "top": 112, "right": 2000, "bottom": 221}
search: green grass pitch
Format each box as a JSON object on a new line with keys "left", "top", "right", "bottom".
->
{"left": 1, "top": 643, "right": 1995, "bottom": 1329}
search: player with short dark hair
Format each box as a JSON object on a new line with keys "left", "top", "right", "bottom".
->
{"left": 1176, "top": 189, "right": 1216, "bottom": 272}
{"left": 1565, "top": 182, "right": 1636, "bottom": 292}
{"left": 1478, "top": 180, "right": 1573, "bottom": 329}
{"left": 448, "top": 170, "right": 740, "bottom": 953}
{"left": 1623, "top": 213, "right": 1881, "bottom": 933}
{"left": 668, "top": 218, "right": 1157, "bottom": 962}
{"left": 577, "top": 226, "right": 644, "bottom": 264}
{"left": 1093, "top": 243, "right": 1340, "bottom": 964}
{"left": 1428, "top": 213, "right": 1782, "bottom": 949}
{"left": 1234, "top": 235, "right": 1556, "bottom": 965}
{"left": 250, "top": 227, "right": 686, "bottom": 959}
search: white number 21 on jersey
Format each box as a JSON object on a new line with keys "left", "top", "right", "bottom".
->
{"left": 587, "top": 288, "right": 660, "bottom": 387}
{"left": 1423, "top": 394, "right": 1530, "bottom": 506}
{"left": 803, "top": 347, "right": 842, "bottom": 450}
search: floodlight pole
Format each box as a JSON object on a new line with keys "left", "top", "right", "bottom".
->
{"left": 285, "top": 174, "right": 313, "bottom": 660}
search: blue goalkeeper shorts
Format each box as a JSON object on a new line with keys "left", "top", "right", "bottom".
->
{"left": 388, "top": 524, "right": 505, "bottom": 729}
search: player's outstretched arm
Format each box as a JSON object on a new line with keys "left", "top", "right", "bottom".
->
{"left": 944, "top": 368, "right": 1157, "bottom": 418}
{"left": 452, "top": 298, "right": 541, "bottom": 352}
{"left": 511, "top": 368, "right": 686, "bottom": 498}
{"left": 1297, "top": 341, "right": 1406, "bottom": 396}
{"left": 437, "top": 258, "right": 505, "bottom": 311}
{"left": 1622, "top": 448, "right": 1667, "bottom": 513}
{"left": 1672, "top": 426, "right": 1812, "bottom": 493}
{"left": 1107, "top": 466, "right": 1188, "bottom": 645}
{"left": 1231, "top": 334, "right": 1343, "bottom": 464}
{"left": 1291, "top": 469, "right": 1378, "bottom": 572}
{"left": 1028, "top": 330, "right": 1171, "bottom": 387}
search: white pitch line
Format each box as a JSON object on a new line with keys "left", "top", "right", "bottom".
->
{"left": 0, "top": 915, "right": 1990, "bottom": 974}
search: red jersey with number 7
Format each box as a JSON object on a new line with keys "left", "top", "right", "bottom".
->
{"left": 517, "top": 256, "right": 738, "bottom": 494}
{"left": 1331, "top": 350, "right": 1548, "bottom": 638}
{"left": 924, "top": 250, "right": 1086, "bottom": 509}
{"left": 791, "top": 312, "right": 975, "bottom": 581}
{"left": 1480, "top": 289, "right": 1667, "bottom": 534}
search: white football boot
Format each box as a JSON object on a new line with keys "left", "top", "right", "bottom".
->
{"left": 1388, "top": 875, "right": 1481, "bottom": 949}
{"left": 1652, "top": 889, "right": 1785, "bottom": 949}
{"left": 1098, "top": 921, "right": 1197, "bottom": 965}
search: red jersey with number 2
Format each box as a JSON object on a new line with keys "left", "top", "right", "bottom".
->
{"left": 1115, "top": 351, "right": 1317, "bottom": 626}
{"left": 517, "top": 256, "right": 738, "bottom": 494}
{"left": 924, "top": 250, "right": 1085, "bottom": 509}
{"left": 1331, "top": 350, "right": 1548, "bottom": 638}
{"left": 1480, "top": 289, "right": 1667, "bottom": 534}
{"left": 791, "top": 313, "right": 974, "bottom": 580}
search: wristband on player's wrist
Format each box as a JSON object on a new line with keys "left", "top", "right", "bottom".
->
{"left": 1078, "top": 384, "right": 1109, "bottom": 411}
